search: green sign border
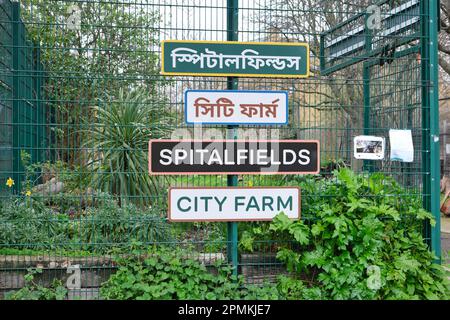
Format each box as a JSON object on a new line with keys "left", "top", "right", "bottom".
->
{"left": 161, "top": 40, "right": 310, "bottom": 78}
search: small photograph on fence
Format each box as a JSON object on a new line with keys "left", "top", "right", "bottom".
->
{"left": 353, "top": 136, "right": 385, "bottom": 160}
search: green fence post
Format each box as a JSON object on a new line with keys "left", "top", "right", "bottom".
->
{"left": 34, "top": 45, "right": 40, "bottom": 163}
{"left": 11, "top": 2, "right": 21, "bottom": 193}
{"left": 421, "top": 0, "right": 431, "bottom": 246}
{"left": 34, "top": 44, "right": 44, "bottom": 165}
{"left": 363, "top": 12, "right": 373, "bottom": 173}
{"left": 428, "top": 0, "right": 441, "bottom": 262}
{"left": 422, "top": 0, "right": 441, "bottom": 262}
{"left": 226, "top": 0, "right": 239, "bottom": 277}
{"left": 31, "top": 43, "right": 37, "bottom": 166}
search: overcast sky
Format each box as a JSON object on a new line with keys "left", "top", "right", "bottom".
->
{"left": 158, "top": 0, "right": 259, "bottom": 42}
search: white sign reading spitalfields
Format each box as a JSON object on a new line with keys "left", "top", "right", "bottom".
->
{"left": 185, "top": 90, "right": 288, "bottom": 125}
{"left": 169, "top": 187, "right": 300, "bottom": 222}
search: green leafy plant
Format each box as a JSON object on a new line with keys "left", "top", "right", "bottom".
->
{"left": 5, "top": 268, "right": 67, "bottom": 300}
{"left": 241, "top": 168, "right": 449, "bottom": 300}
{"left": 0, "top": 193, "right": 172, "bottom": 253}
{"left": 100, "top": 246, "right": 279, "bottom": 300}
{"left": 21, "top": 152, "right": 89, "bottom": 194}
{"left": 77, "top": 197, "right": 173, "bottom": 252}
{"left": 19, "top": 153, "right": 91, "bottom": 214}
{"left": 0, "top": 198, "right": 72, "bottom": 250}
{"left": 83, "top": 88, "right": 173, "bottom": 206}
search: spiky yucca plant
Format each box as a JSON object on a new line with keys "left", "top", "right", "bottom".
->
{"left": 83, "top": 88, "right": 172, "bottom": 206}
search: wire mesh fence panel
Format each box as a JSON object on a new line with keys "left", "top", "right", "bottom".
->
{"left": 0, "top": 0, "right": 443, "bottom": 300}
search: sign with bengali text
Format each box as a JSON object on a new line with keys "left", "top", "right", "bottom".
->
{"left": 185, "top": 90, "right": 288, "bottom": 125}
{"left": 161, "top": 40, "right": 310, "bottom": 78}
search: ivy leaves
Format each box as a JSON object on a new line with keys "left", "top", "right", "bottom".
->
{"left": 100, "top": 247, "right": 279, "bottom": 300}
{"left": 5, "top": 268, "right": 68, "bottom": 300}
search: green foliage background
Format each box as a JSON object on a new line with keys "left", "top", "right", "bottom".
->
{"left": 240, "top": 169, "right": 449, "bottom": 300}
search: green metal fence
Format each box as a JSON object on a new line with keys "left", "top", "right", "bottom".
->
{"left": 0, "top": 0, "right": 444, "bottom": 299}
{"left": 0, "top": 0, "right": 48, "bottom": 195}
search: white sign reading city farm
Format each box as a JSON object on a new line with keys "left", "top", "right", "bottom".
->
{"left": 169, "top": 187, "right": 300, "bottom": 222}
{"left": 185, "top": 90, "right": 288, "bottom": 125}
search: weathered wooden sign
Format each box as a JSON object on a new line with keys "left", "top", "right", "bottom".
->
{"left": 169, "top": 187, "right": 300, "bottom": 222}
{"left": 148, "top": 140, "right": 320, "bottom": 175}
{"left": 185, "top": 90, "right": 288, "bottom": 125}
{"left": 161, "top": 40, "right": 310, "bottom": 78}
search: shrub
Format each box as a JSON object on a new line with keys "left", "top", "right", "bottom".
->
{"left": 5, "top": 268, "right": 67, "bottom": 300}
{"left": 83, "top": 88, "right": 173, "bottom": 206}
{"left": 76, "top": 197, "right": 173, "bottom": 252}
{"left": 21, "top": 152, "right": 89, "bottom": 195}
{"left": 0, "top": 194, "right": 172, "bottom": 253}
{"left": 100, "top": 246, "right": 279, "bottom": 300}
{"left": 241, "top": 168, "right": 449, "bottom": 300}
{"left": 0, "top": 199, "right": 71, "bottom": 250}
